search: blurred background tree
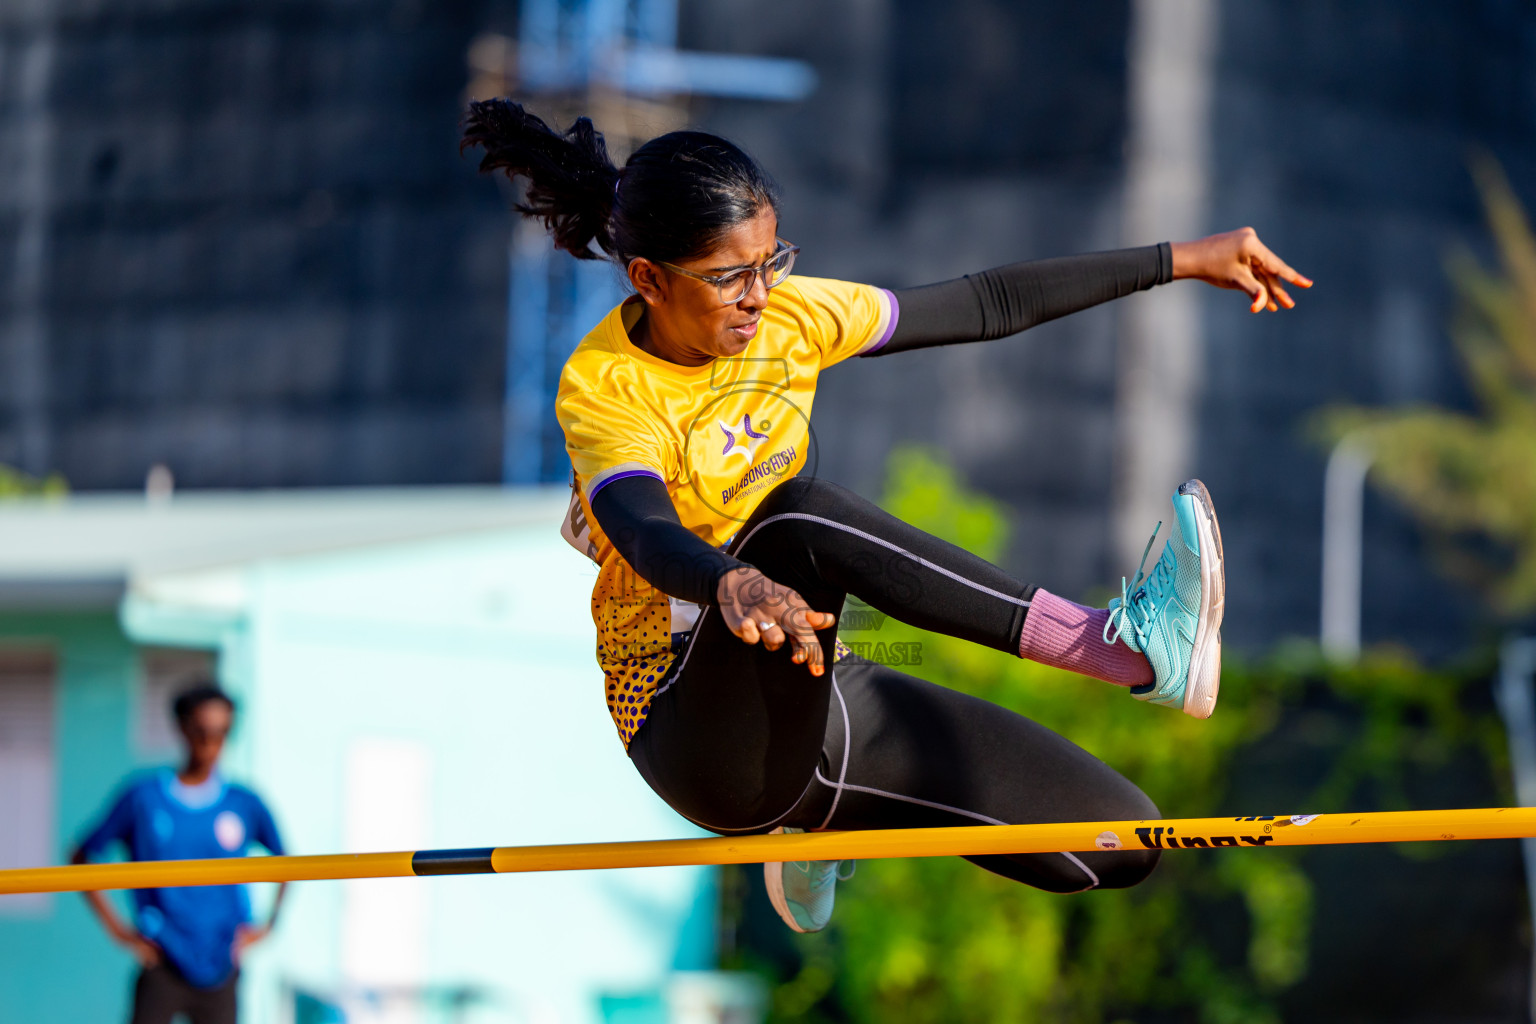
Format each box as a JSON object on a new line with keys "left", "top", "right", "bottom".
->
{"left": 723, "top": 448, "right": 1509, "bottom": 1024}
{"left": 0, "top": 465, "right": 65, "bottom": 499}
{"left": 1320, "top": 160, "right": 1536, "bottom": 617}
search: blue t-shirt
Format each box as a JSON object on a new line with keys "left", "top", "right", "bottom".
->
{"left": 77, "top": 770, "right": 285, "bottom": 989}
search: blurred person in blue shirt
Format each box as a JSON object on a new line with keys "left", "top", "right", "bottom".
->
{"left": 71, "top": 683, "right": 287, "bottom": 1024}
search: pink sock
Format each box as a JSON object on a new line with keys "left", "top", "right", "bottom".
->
{"left": 1017, "top": 589, "right": 1154, "bottom": 687}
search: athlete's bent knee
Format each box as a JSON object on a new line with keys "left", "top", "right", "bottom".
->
{"left": 756, "top": 476, "right": 858, "bottom": 518}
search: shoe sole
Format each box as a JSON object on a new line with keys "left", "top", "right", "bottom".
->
{"left": 1178, "top": 479, "right": 1224, "bottom": 719}
{"left": 763, "top": 831, "right": 811, "bottom": 933}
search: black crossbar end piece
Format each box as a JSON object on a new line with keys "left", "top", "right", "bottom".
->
{"left": 411, "top": 848, "right": 497, "bottom": 876}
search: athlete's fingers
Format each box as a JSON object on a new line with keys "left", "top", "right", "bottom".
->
{"left": 786, "top": 628, "right": 824, "bottom": 675}
{"left": 1249, "top": 266, "right": 1277, "bottom": 311}
{"left": 1233, "top": 265, "right": 1268, "bottom": 312}
{"left": 789, "top": 636, "right": 817, "bottom": 671}
{"left": 1259, "top": 268, "right": 1294, "bottom": 310}
{"left": 1251, "top": 241, "right": 1312, "bottom": 288}
{"left": 786, "top": 612, "right": 820, "bottom": 653}
{"left": 759, "top": 620, "right": 785, "bottom": 652}
{"left": 726, "top": 582, "right": 833, "bottom": 672}
{"left": 805, "top": 637, "right": 825, "bottom": 677}
{"left": 1245, "top": 245, "right": 1285, "bottom": 309}
{"left": 718, "top": 567, "right": 788, "bottom": 646}
{"left": 805, "top": 609, "right": 837, "bottom": 630}
{"left": 1257, "top": 270, "right": 1279, "bottom": 311}
{"left": 779, "top": 601, "right": 826, "bottom": 674}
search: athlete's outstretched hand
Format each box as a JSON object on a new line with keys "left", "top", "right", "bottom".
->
{"left": 716, "top": 565, "right": 836, "bottom": 676}
{"left": 1171, "top": 227, "right": 1312, "bottom": 314}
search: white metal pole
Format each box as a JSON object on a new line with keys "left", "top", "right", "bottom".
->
{"left": 1114, "top": 0, "right": 1217, "bottom": 571}
{"left": 1320, "top": 435, "right": 1373, "bottom": 660}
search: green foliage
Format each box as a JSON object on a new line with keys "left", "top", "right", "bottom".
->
{"left": 0, "top": 464, "right": 66, "bottom": 499}
{"left": 731, "top": 448, "right": 1499, "bottom": 1024}
{"left": 1316, "top": 159, "right": 1536, "bottom": 614}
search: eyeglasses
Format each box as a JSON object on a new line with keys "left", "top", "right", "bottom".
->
{"left": 656, "top": 239, "right": 799, "bottom": 305}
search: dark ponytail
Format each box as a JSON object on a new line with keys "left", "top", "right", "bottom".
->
{"left": 461, "top": 100, "right": 619, "bottom": 260}
{"left": 461, "top": 99, "right": 778, "bottom": 266}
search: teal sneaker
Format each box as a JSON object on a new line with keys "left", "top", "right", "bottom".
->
{"left": 764, "top": 828, "right": 856, "bottom": 933}
{"left": 1104, "top": 479, "right": 1225, "bottom": 719}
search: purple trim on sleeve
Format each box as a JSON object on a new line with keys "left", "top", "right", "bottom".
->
{"left": 861, "top": 289, "right": 901, "bottom": 355}
{"left": 587, "top": 468, "right": 665, "bottom": 501}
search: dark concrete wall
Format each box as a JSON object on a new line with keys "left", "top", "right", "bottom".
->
{"left": 0, "top": 0, "right": 509, "bottom": 489}
{"left": 1199, "top": 0, "right": 1536, "bottom": 655}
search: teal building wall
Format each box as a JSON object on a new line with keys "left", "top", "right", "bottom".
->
{"left": 0, "top": 612, "right": 148, "bottom": 1023}
{"left": 0, "top": 496, "right": 721, "bottom": 1024}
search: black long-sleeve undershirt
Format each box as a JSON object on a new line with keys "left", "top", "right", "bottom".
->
{"left": 590, "top": 243, "right": 1174, "bottom": 605}
{"left": 591, "top": 475, "right": 747, "bottom": 607}
{"left": 875, "top": 242, "right": 1171, "bottom": 355}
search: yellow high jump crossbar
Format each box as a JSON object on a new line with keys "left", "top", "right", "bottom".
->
{"left": 4, "top": 807, "right": 1534, "bottom": 896}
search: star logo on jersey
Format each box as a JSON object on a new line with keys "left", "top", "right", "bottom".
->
{"left": 719, "top": 413, "right": 771, "bottom": 463}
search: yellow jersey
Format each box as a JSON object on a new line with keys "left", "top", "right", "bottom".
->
{"left": 555, "top": 275, "right": 897, "bottom": 746}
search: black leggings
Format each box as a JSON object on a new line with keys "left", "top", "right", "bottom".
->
{"left": 629, "top": 477, "right": 1160, "bottom": 892}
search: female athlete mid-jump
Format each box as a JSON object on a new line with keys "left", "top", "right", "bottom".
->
{"left": 462, "top": 100, "right": 1310, "bottom": 933}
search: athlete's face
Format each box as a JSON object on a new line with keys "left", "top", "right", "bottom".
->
{"left": 627, "top": 207, "right": 779, "bottom": 366}
{"left": 179, "top": 700, "right": 232, "bottom": 774}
